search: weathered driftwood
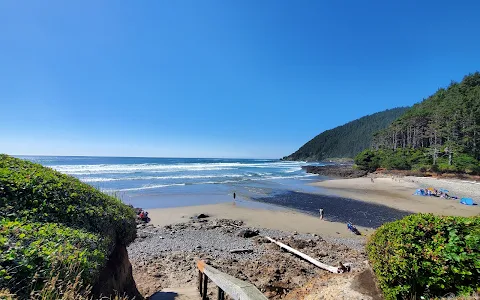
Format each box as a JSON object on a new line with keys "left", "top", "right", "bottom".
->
{"left": 197, "top": 260, "right": 267, "bottom": 300}
{"left": 230, "top": 249, "right": 253, "bottom": 254}
{"left": 264, "top": 236, "right": 349, "bottom": 274}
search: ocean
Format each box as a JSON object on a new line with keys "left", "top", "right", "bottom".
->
{"left": 21, "top": 156, "right": 323, "bottom": 208}
{"left": 19, "top": 156, "right": 411, "bottom": 227}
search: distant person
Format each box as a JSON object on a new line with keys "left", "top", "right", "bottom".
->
{"left": 371, "top": 176, "right": 374, "bottom": 183}
{"left": 233, "top": 192, "right": 236, "bottom": 200}
{"left": 319, "top": 208, "right": 324, "bottom": 220}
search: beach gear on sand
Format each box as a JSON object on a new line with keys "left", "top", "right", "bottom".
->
{"left": 347, "top": 223, "right": 361, "bottom": 235}
{"left": 414, "top": 189, "right": 426, "bottom": 196}
{"left": 460, "top": 198, "right": 475, "bottom": 206}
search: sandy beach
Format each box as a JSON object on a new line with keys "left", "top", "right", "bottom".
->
{"left": 312, "top": 177, "right": 480, "bottom": 217}
{"left": 146, "top": 202, "right": 371, "bottom": 237}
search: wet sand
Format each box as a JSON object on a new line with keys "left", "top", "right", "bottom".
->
{"left": 312, "top": 177, "right": 480, "bottom": 217}
{"left": 146, "top": 201, "right": 371, "bottom": 237}
{"left": 253, "top": 191, "right": 411, "bottom": 228}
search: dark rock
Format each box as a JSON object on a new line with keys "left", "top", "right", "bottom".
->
{"left": 254, "top": 236, "right": 271, "bottom": 244}
{"left": 302, "top": 165, "right": 367, "bottom": 178}
{"left": 237, "top": 229, "right": 259, "bottom": 238}
{"left": 196, "top": 213, "right": 209, "bottom": 219}
{"left": 287, "top": 239, "right": 316, "bottom": 249}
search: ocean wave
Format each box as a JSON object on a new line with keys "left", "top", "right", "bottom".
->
{"left": 103, "top": 183, "right": 186, "bottom": 192}
{"left": 79, "top": 170, "right": 314, "bottom": 183}
{"left": 258, "top": 174, "right": 318, "bottom": 181}
{"left": 95, "top": 174, "right": 317, "bottom": 192}
{"left": 81, "top": 174, "right": 244, "bottom": 183}
{"left": 49, "top": 161, "right": 308, "bottom": 175}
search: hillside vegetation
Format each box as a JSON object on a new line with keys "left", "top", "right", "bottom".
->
{"left": 283, "top": 107, "right": 408, "bottom": 161}
{"left": 356, "top": 72, "right": 480, "bottom": 174}
{"left": 0, "top": 155, "right": 137, "bottom": 298}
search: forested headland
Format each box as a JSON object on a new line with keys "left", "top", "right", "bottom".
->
{"left": 283, "top": 107, "right": 408, "bottom": 161}
{"left": 355, "top": 72, "right": 480, "bottom": 174}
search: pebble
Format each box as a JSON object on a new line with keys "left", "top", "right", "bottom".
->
{"left": 128, "top": 218, "right": 366, "bottom": 264}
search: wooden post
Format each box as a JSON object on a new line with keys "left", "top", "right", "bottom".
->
{"left": 203, "top": 273, "right": 208, "bottom": 300}
{"left": 218, "top": 286, "right": 225, "bottom": 300}
{"left": 198, "top": 270, "right": 203, "bottom": 295}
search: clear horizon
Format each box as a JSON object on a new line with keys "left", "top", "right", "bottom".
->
{"left": 2, "top": 0, "right": 480, "bottom": 158}
{"left": 14, "top": 154, "right": 281, "bottom": 160}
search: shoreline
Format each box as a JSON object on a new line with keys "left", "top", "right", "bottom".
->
{"left": 312, "top": 177, "right": 480, "bottom": 217}
{"left": 138, "top": 174, "right": 480, "bottom": 238}
{"left": 146, "top": 202, "right": 371, "bottom": 237}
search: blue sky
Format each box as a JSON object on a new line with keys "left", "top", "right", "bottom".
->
{"left": 1, "top": 0, "right": 479, "bottom": 158}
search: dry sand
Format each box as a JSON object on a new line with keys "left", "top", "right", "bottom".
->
{"left": 147, "top": 202, "right": 371, "bottom": 237}
{"left": 312, "top": 177, "right": 480, "bottom": 217}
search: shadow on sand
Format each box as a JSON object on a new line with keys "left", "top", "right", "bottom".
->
{"left": 254, "top": 191, "right": 412, "bottom": 228}
{"left": 148, "top": 291, "right": 179, "bottom": 300}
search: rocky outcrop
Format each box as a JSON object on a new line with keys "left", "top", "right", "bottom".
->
{"left": 93, "top": 244, "right": 143, "bottom": 299}
{"left": 302, "top": 165, "right": 367, "bottom": 178}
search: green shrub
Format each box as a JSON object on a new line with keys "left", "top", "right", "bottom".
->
{"left": 367, "top": 214, "right": 480, "bottom": 299}
{"left": 383, "top": 155, "right": 410, "bottom": 170}
{"left": 0, "top": 154, "right": 136, "bottom": 247}
{"left": 0, "top": 155, "right": 137, "bottom": 298}
{"left": 0, "top": 220, "right": 108, "bottom": 298}
{"left": 437, "top": 162, "right": 458, "bottom": 173}
{"left": 453, "top": 154, "right": 480, "bottom": 174}
{"left": 354, "top": 149, "right": 381, "bottom": 172}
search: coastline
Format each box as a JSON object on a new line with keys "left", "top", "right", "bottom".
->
{"left": 312, "top": 177, "right": 480, "bottom": 217}
{"left": 146, "top": 202, "right": 371, "bottom": 237}
{"left": 129, "top": 174, "right": 480, "bottom": 299}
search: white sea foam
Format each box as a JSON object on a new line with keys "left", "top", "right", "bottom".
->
{"left": 50, "top": 161, "right": 308, "bottom": 175}
{"left": 81, "top": 174, "right": 244, "bottom": 183}
{"left": 104, "top": 183, "right": 186, "bottom": 192}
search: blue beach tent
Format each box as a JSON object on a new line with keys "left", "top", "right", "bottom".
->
{"left": 460, "top": 198, "right": 475, "bottom": 205}
{"left": 414, "top": 189, "right": 425, "bottom": 196}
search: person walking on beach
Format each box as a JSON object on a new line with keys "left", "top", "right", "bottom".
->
{"left": 233, "top": 192, "right": 236, "bottom": 200}
{"left": 319, "top": 208, "right": 324, "bottom": 220}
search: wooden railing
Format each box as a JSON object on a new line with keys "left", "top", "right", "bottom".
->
{"left": 197, "top": 260, "right": 267, "bottom": 300}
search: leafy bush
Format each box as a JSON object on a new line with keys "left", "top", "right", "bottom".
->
{"left": 453, "top": 154, "right": 480, "bottom": 174}
{"left": 0, "top": 154, "right": 136, "bottom": 247}
{"left": 354, "top": 149, "right": 381, "bottom": 172}
{"left": 0, "top": 220, "right": 107, "bottom": 298}
{"left": 0, "top": 155, "right": 137, "bottom": 298}
{"left": 367, "top": 214, "right": 480, "bottom": 299}
{"left": 383, "top": 152, "right": 410, "bottom": 170}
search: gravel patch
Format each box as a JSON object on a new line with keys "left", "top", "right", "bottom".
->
{"left": 128, "top": 218, "right": 367, "bottom": 299}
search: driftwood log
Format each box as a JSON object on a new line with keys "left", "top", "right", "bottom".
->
{"left": 264, "top": 236, "right": 350, "bottom": 273}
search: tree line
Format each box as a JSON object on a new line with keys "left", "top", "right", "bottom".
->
{"left": 356, "top": 72, "right": 480, "bottom": 174}
{"left": 283, "top": 107, "right": 408, "bottom": 161}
